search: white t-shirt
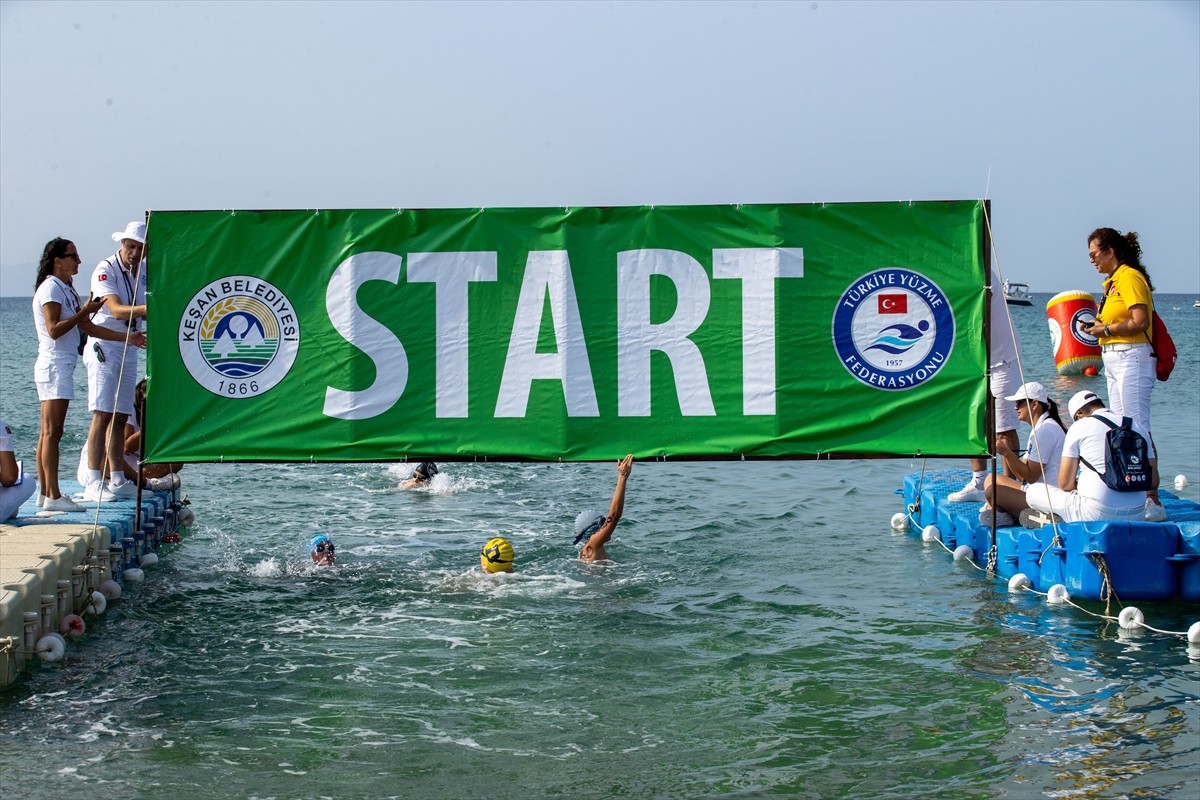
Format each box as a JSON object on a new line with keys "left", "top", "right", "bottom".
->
{"left": 1025, "top": 413, "right": 1065, "bottom": 488}
{"left": 1063, "top": 409, "right": 1152, "bottom": 510}
{"left": 0, "top": 418, "right": 12, "bottom": 453}
{"left": 32, "top": 276, "right": 83, "bottom": 365}
{"left": 990, "top": 269, "right": 1020, "bottom": 366}
{"left": 89, "top": 254, "right": 146, "bottom": 334}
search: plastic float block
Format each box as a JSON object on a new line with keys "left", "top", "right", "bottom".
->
{"left": 1172, "top": 522, "right": 1200, "bottom": 602}
{"left": 1063, "top": 521, "right": 1180, "bottom": 601}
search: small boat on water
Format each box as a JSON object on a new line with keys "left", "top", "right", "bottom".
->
{"left": 1003, "top": 281, "right": 1033, "bottom": 306}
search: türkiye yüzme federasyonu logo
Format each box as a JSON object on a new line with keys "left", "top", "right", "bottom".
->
{"left": 832, "top": 267, "right": 955, "bottom": 390}
{"left": 179, "top": 276, "right": 300, "bottom": 398}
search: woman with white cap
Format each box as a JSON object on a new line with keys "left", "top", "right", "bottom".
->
{"left": 573, "top": 454, "right": 634, "bottom": 563}
{"left": 980, "top": 381, "right": 1066, "bottom": 526}
{"left": 81, "top": 221, "right": 148, "bottom": 502}
{"left": 32, "top": 237, "right": 143, "bottom": 511}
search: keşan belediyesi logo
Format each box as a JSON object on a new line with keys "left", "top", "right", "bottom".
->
{"left": 179, "top": 276, "right": 300, "bottom": 398}
{"left": 832, "top": 267, "right": 955, "bottom": 390}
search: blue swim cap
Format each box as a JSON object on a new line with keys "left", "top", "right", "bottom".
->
{"left": 310, "top": 534, "right": 331, "bottom": 550}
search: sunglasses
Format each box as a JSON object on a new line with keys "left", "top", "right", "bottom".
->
{"left": 60, "top": 252, "right": 81, "bottom": 262}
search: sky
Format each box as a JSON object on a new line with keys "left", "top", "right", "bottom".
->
{"left": 1, "top": 0, "right": 1197, "bottom": 296}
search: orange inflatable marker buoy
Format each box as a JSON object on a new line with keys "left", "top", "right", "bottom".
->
{"left": 1046, "top": 290, "right": 1102, "bottom": 376}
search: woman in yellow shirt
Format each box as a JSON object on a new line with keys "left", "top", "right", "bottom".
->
{"left": 1079, "top": 227, "right": 1163, "bottom": 521}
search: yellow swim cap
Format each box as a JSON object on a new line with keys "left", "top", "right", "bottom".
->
{"left": 481, "top": 537, "right": 514, "bottom": 573}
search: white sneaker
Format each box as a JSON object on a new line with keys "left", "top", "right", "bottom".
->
{"left": 1020, "top": 508, "right": 1064, "bottom": 529}
{"left": 43, "top": 495, "right": 85, "bottom": 512}
{"left": 978, "top": 507, "right": 1015, "bottom": 527}
{"left": 947, "top": 481, "right": 986, "bottom": 503}
{"left": 36, "top": 494, "right": 46, "bottom": 507}
{"left": 145, "top": 475, "right": 177, "bottom": 492}
{"left": 108, "top": 480, "right": 139, "bottom": 499}
{"left": 81, "top": 480, "right": 118, "bottom": 502}
{"left": 1144, "top": 497, "right": 1167, "bottom": 523}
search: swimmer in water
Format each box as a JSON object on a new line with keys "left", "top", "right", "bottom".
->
{"left": 400, "top": 462, "right": 438, "bottom": 489}
{"left": 573, "top": 454, "right": 633, "bottom": 563}
{"left": 480, "top": 537, "right": 514, "bottom": 573}
{"left": 310, "top": 533, "right": 336, "bottom": 566}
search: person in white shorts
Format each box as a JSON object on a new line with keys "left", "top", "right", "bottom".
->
{"left": 1, "top": 418, "right": 36, "bottom": 521}
{"left": 980, "top": 381, "right": 1066, "bottom": 526}
{"left": 1022, "top": 390, "right": 1151, "bottom": 525}
{"left": 81, "top": 221, "right": 148, "bottom": 502}
{"left": 948, "top": 270, "right": 1023, "bottom": 503}
{"left": 32, "top": 237, "right": 143, "bottom": 511}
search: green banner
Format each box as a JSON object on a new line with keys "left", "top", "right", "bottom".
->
{"left": 143, "top": 202, "right": 989, "bottom": 463}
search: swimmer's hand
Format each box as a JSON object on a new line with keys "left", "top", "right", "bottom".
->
{"left": 617, "top": 454, "right": 633, "bottom": 478}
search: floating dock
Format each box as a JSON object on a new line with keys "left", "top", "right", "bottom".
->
{"left": 901, "top": 470, "right": 1200, "bottom": 602}
{"left": 0, "top": 482, "right": 187, "bottom": 689}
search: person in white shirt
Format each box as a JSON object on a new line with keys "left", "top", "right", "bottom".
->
{"left": 1, "top": 418, "right": 36, "bottom": 521}
{"left": 32, "top": 237, "right": 143, "bottom": 511}
{"left": 947, "top": 270, "right": 1023, "bottom": 503}
{"left": 81, "top": 221, "right": 148, "bottom": 502}
{"left": 980, "top": 381, "right": 1066, "bottom": 526}
{"left": 1022, "top": 390, "right": 1152, "bottom": 526}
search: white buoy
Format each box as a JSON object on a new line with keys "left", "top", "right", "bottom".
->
{"left": 921, "top": 524, "right": 941, "bottom": 542}
{"left": 1118, "top": 607, "right": 1145, "bottom": 630}
{"left": 1008, "top": 573, "right": 1031, "bottom": 591}
{"left": 35, "top": 634, "right": 65, "bottom": 662}
{"left": 85, "top": 590, "right": 107, "bottom": 615}
{"left": 1046, "top": 584, "right": 1070, "bottom": 605}
{"left": 60, "top": 614, "right": 86, "bottom": 638}
{"left": 890, "top": 512, "right": 908, "bottom": 531}
{"left": 140, "top": 552, "right": 159, "bottom": 568}
{"left": 99, "top": 579, "right": 122, "bottom": 601}
{"left": 1188, "top": 621, "right": 1200, "bottom": 645}
{"left": 179, "top": 507, "right": 196, "bottom": 526}
{"left": 123, "top": 567, "right": 145, "bottom": 583}
{"left": 1175, "top": 474, "right": 1189, "bottom": 491}
{"left": 953, "top": 545, "right": 974, "bottom": 562}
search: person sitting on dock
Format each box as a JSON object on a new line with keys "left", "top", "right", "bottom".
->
{"left": 1, "top": 418, "right": 36, "bottom": 521}
{"left": 573, "top": 454, "right": 634, "bottom": 563}
{"left": 981, "top": 381, "right": 1066, "bottom": 526}
{"left": 1021, "top": 390, "right": 1152, "bottom": 527}
{"left": 311, "top": 534, "right": 337, "bottom": 566}
{"left": 480, "top": 537, "right": 514, "bottom": 573}
{"left": 400, "top": 462, "right": 438, "bottom": 489}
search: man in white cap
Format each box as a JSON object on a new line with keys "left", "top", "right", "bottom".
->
{"left": 80, "top": 221, "right": 148, "bottom": 501}
{"left": 1021, "top": 390, "right": 1154, "bottom": 527}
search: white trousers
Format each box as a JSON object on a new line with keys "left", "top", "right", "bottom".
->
{"left": 1026, "top": 485, "right": 1143, "bottom": 524}
{"left": 1103, "top": 343, "right": 1154, "bottom": 436}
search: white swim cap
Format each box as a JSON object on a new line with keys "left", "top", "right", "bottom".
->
{"left": 574, "top": 509, "right": 605, "bottom": 545}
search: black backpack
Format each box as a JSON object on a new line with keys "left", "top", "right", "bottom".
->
{"left": 1079, "top": 415, "right": 1152, "bottom": 492}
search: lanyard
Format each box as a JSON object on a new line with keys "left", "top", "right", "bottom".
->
{"left": 110, "top": 255, "right": 140, "bottom": 330}
{"left": 49, "top": 275, "right": 80, "bottom": 316}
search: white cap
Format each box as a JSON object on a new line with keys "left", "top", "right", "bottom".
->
{"left": 1068, "top": 390, "right": 1102, "bottom": 418}
{"left": 1005, "top": 381, "right": 1049, "bottom": 404}
{"left": 112, "top": 221, "right": 146, "bottom": 244}
{"left": 573, "top": 508, "right": 605, "bottom": 544}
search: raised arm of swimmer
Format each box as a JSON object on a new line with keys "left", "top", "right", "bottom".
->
{"left": 578, "top": 455, "right": 633, "bottom": 563}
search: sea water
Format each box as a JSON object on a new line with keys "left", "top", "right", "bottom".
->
{"left": 1, "top": 295, "right": 1198, "bottom": 799}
